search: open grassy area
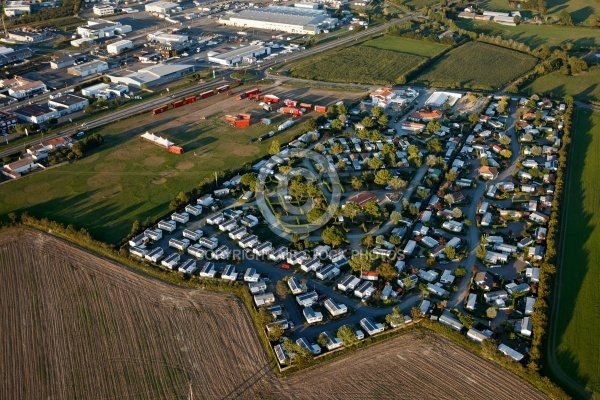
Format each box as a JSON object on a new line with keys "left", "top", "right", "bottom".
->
{"left": 289, "top": 45, "right": 426, "bottom": 85}
{"left": 412, "top": 41, "right": 537, "bottom": 91}
{"left": 361, "top": 35, "right": 449, "bottom": 57}
{"left": 546, "top": 0, "right": 600, "bottom": 24}
{"left": 550, "top": 108, "right": 600, "bottom": 397}
{"left": 456, "top": 20, "right": 600, "bottom": 49}
{"left": 0, "top": 86, "right": 361, "bottom": 244}
{"left": 523, "top": 67, "right": 600, "bottom": 105}
{"left": 394, "top": 0, "right": 439, "bottom": 9}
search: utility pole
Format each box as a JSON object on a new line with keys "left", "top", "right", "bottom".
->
{"left": 188, "top": 382, "right": 193, "bottom": 400}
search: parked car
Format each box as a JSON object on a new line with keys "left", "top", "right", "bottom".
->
{"left": 281, "top": 263, "right": 291, "bottom": 270}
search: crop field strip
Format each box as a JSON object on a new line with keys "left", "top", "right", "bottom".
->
{"left": 523, "top": 67, "right": 600, "bottom": 105}
{"left": 0, "top": 229, "right": 271, "bottom": 400}
{"left": 361, "top": 36, "right": 449, "bottom": 57}
{"left": 412, "top": 41, "right": 538, "bottom": 91}
{"left": 0, "top": 229, "right": 548, "bottom": 399}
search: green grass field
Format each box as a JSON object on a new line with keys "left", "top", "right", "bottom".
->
{"left": 523, "top": 67, "right": 600, "bottom": 105}
{"left": 361, "top": 36, "right": 448, "bottom": 57}
{"left": 546, "top": 0, "right": 600, "bottom": 24}
{"left": 551, "top": 108, "right": 600, "bottom": 397}
{"left": 412, "top": 41, "right": 537, "bottom": 91}
{"left": 289, "top": 46, "right": 425, "bottom": 85}
{"left": 0, "top": 110, "right": 304, "bottom": 244}
{"left": 456, "top": 20, "right": 600, "bottom": 49}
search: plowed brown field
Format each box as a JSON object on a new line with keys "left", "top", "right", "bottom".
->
{"left": 0, "top": 229, "right": 547, "bottom": 400}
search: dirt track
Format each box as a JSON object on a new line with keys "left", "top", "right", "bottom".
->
{"left": 0, "top": 229, "right": 547, "bottom": 399}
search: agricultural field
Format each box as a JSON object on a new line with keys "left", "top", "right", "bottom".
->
{"left": 0, "top": 86, "right": 365, "bottom": 244}
{"left": 480, "top": 0, "right": 600, "bottom": 23}
{"left": 391, "top": 0, "right": 439, "bottom": 10}
{"left": 288, "top": 46, "right": 425, "bottom": 85}
{"left": 456, "top": 20, "right": 600, "bottom": 49}
{"left": 523, "top": 67, "right": 600, "bottom": 105}
{"left": 0, "top": 230, "right": 548, "bottom": 399}
{"left": 362, "top": 35, "right": 449, "bottom": 57}
{"left": 0, "top": 228, "right": 271, "bottom": 399}
{"left": 550, "top": 108, "right": 600, "bottom": 397}
{"left": 412, "top": 42, "right": 537, "bottom": 91}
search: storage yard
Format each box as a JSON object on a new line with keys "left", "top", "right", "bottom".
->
{"left": 0, "top": 229, "right": 547, "bottom": 400}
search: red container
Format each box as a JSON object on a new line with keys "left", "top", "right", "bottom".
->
{"left": 152, "top": 105, "right": 169, "bottom": 115}
{"left": 185, "top": 96, "right": 197, "bottom": 103}
{"left": 284, "top": 99, "right": 298, "bottom": 107}
{"left": 264, "top": 95, "right": 280, "bottom": 103}
{"left": 200, "top": 90, "right": 215, "bottom": 99}
{"left": 238, "top": 113, "right": 252, "bottom": 120}
{"left": 233, "top": 119, "right": 250, "bottom": 127}
{"left": 299, "top": 103, "right": 312, "bottom": 110}
{"left": 216, "top": 84, "right": 230, "bottom": 93}
{"left": 280, "top": 107, "right": 302, "bottom": 116}
{"left": 172, "top": 100, "right": 184, "bottom": 108}
{"left": 314, "top": 105, "right": 327, "bottom": 113}
{"left": 236, "top": 93, "right": 245, "bottom": 100}
{"left": 244, "top": 88, "right": 260, "bottom": 97}
{"left": 168, "top": 146, "right": 184, "bottom": 154}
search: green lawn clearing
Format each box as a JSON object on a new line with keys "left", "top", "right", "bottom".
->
{"left": 546, "top": 0, "right": 600, "bottom": 25}
{"left": 412, "top": 41, "right": 537, "bottom": 91}
{"left": 551, "top": 108, "right": 600, "bottom": 397}
{"left": 289, "top": 45, "right": 425, "bottom": 85}
{"left": 523, "top": 67, "right": 600, "bottom": 105}
{"left": 456, "top": 20, "right": 600, "bottom": 49}
{"left": 361, "top": 35, "right": 449, "bottom": 57}
{"left": 0, "top": 110, "right": 305, "bottom": 244}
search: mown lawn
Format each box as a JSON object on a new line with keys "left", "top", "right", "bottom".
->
{"left": 361, "top": 36, "right": 449, "bottom": 57}
{"left": 0, "top": 109, "right": 304, "bottom": 244}
{"left": 412, "top": 41, "right": 537, "bottom": 91}
{"left": 456, "top": 20, "right": 600, "bottom": 49}
{"left": 289, "top": 46, "right": 425, "bottom": 85}
{"left": 552, "top": 108, "right": 600, "bottom": 397}
{"left": 523, "top": 67, "right": 600, "bottom": 105}
{"left": 546, "top": 0, "right": 600, "bottom": 24}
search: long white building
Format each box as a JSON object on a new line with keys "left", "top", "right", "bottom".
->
{"left": 219, "top": 6, "right": 337, "bottom": 35}
{"left": 207, "top": 45, "right": 270, "bottom": 66}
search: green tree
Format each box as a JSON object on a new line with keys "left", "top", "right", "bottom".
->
{"left": 559, "top": 9, "right": 573, "bottom": 25}
{"left": 500, "top": 149, "right": 512, "bottom": 159}
{"left": 351, "top": 176, "right": 363, "bottom": 191}
{"left": 426, "top": 154, "right": 438, "bottom": 167}
{"left": 363, "top": 200, "right": 381, "bottom": 221}
{"left": 452, "top": 207, "right": 463, "bottom": 219}
{"left": 476, "top": 244, "right": 487, "bottom": 260}
{"left": 378, "top": 114, "right": 389, "bottom": 127}
{"left": 330, "top": 142, "right": 344, "bottom": 155}
{"left": 499, "top": 135, "right": 511, "bottom": 145}
{"left": 337, "top": 325, "right": 358, "bottom": 346}
{"left": 349, "top": 253, "right": 375, "bottom": 272}
{"left": 343, "top": 202, "right": 362, "bottom": 223}
{"left": 317, "top": 332, "right": 329, "bottom": 348}
{"left": 402, "top": 277, "right": 415, "bottom": 290}
{"left": 322, "top": 226, "right": 347, "bottom": 247}
{"left": 268, "top": 324, "right": 284, "bottom": 341}
{"left": 386, "top": 307, "right": 404, "bottom": 327}
{"left": 443, "top": 246, "right": 456, "bottom": 260}
{"left": 331, "top": 119, "right": 344, "bottom": 130}
{"left": 531, "top": 145, "right": 542, "bottom": 156}
{"left": 445, "top": 169, "right": 458, "bottom": 182}
{"left": 468, "top": 113, "right": 480, "bottom": 125}
{"left": 426, "top": 120, "right": 442, "bottom": 133}
{"left": 486, "top": 307, "right": 498, "bottom": 319}
{"left": 304, "top": 118, "right": 317, "bottom": 131}
{"left": 361, "top": 116, "right": 375, "bottom": 128}
{"left": 371, "top": 106, "right": 383, "bottom": 117}
{"left": 269, "top": 140, "right": 281, "bottom": 155}
{"left": 276, "top": 280, "right": 289, "bottom": 299}
{"left": 337, "top": 103, "right": 348, "bottom": 115}
{"left": 241, "top": 172, "right": 258, "bottom": 191}
{"left": 368, "top": 157, "right": 383, "bottom": 170}
{"left": 307, "top": 207, "right": 324, "bottom": 223}
{"left": 390, "top": 211, "right": 402, "bottom": 225}
{"left": 361, "top": 234, "right": 375, "bottom": 248}
{"left": 454, "top": 267, "right": 467, "bottom": 277}
{"left": 457, "top": 313, "right": 475, "bottom": 328}
{"left": 259, "top": 307, "right": 274, "bottom": 325}
{"left": 374, "top": 169, "right": 393, "bottom": 185}
{"left": 388, "top": 177, "right": 407, "bottom": 191}
{"left": 377, "top": 262, "right": 398, "bottom": 281}
{"left": 389, "top": 234, "right": 401, "bottom": 245}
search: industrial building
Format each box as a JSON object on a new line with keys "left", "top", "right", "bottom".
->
{"left": 107, "top": 40, "right": 133, "bottom": 54}
{"left": 50, "top": 55, "right": 75, "bottom": 69}
{"left": 8, "top": 30, "right": 45, "bottom": 43}
{"left": 4, "top": 1, "right": 31, "bottom": 16}
{"left": 107, "top": 63, "right": 195, "bottom": 88}
{"left": 219, "top": 6, "right": 338, "bottom": 35}
{"left": 0, "top": 111, "right": 18, "bottom": 134}
{"left": 48, "top": 94, "right": 89, "bottom": 116}
{"left": 148, "top": 31, "right": 189, "bottom": 45}
{"left": 67, "top": 60, "right": 109, "bottom": 77}
{"left": 145, "top": 1, "right": 179, "bottom": 14}
{"left": 76, "top": 19, "right": 132, "bottom": 40}
{"left": 207, "top": 45, "right": 270, "bottom": 66}
{"left": 93, "top": 4, "right": 115, "bottom": 16}
{"left": 0, "top": 47, "right": 32, "bottom": 66}
{"left": 13, "top": 104, "right": 59, "bottom": 124}
{"left": 1, "top": 77, "right": 47, "bottom": 99}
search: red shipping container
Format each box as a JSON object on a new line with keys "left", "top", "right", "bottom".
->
{"left": 284, "top": 99, "right": 298, "bottom": 107}
{"left": 172, "top": 100, "right": 184, "bottom": 108}
{"left": 238, "top": 113, "right": 252, "bottom": 120}
{"left": 185, "top": 96, "right": 197, "bottom": 103}
{"left": 264, "top": 95, "right": 280, "bottom": 103}
{"left": 314, "top": 105, "right": 327, "bottom": 113}
{"left": 244, "top": 88, "right": 260, "bottom": 97}
{"left": 233, "top": 120, "right": 250, "bottom": 127}
{"left": 152, "top": 108, "right": 163, "bottom": 115}
{"left": 200, "top": 90, "right": 215, "bottom": 99}
{"left": 299, "top": 103, "right": 312, "bottom": 110}
{"left": 168, "top": 146, "right": 184, "bottom": 154}
{"left": 216, "top": 84, "right": 230, "bottom": 93}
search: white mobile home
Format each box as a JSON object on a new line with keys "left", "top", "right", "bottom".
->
{"left": 287, "top": 276, "right": 306, "bottom": 295}
{"left": 244, "top": 268, "right": 260, "bottom": 283}
{"left": 144, "top": 229, "right": 162, "bottom": 241}
{"left": 354, "top": 281, "right": 375, "bottom": 299}
{"left": 185, "top": 204, "right": 202, "bottom": 216}
{"left": 403, "top": 240, "right": 416, "bottom": 255}
{"left": 300, "top": 257, "right": 321, "bottom": 272}
{"left": 158, "top": 220, "right": 177, "bottom": 233}
{"left": 229, "top": 227, "right": 248, "bottom": 240}
{"left": 249, "top": 281, "right": 267, "bottom": 294}
{"left": 221, "top": 264, "right": 238, "bottom": 281}
{"left": 162, "top": 253, "right": 180, "bottom": 270}
{"left": 439, "top": 311, "right": 464, "bottom": 331}
{"left": 206, "top": 212, "right": 225, "bottom": 225}
{"left": 171, "top": 212, "right": 190, "bottom": 224}
{"left": 197, "top": 194, "right": 214, "bottom": 207}
{"left": 269, "top": 246, "right": 288, "bottom": 261}
{"left": 324, "top": 298, "right": 347, "bottom": 316}
{"left": 214, "top": 245, "right": 231, "bottom": 260}
{"left": 337, "top": 275, "right": 361, "bottom": 291}
{"left": 169, "top": 238, "right": 190, "bottom": 251}
{"left": 466, "top": 293, "right": 477, "bottom": 310}
{"left": 239, "top": 234, "right": 259, "bottom": 249}
{"left": 253, "top": 241, "right": 273, "bottom": 256}
{"left": 199, "top": 262, "right": 218, "bottom": 278}
{"left": 254, "top": 292, "right": 275, "bottom": 307}
{"left": 130, "top": 246, "right": 148, "bottom": 258}
{"left": 129, "top": 233, "right": 147, "bottom": 247}
{"left": 322, "top": 331, "right": 343, "bottom": 350}
{"left": 179, "top": 259, "right": 197, "bottom": 275}
{"left": 183, "top": 228, "right": 203, "bottom": 241}
{"left": 315, "top": 264, "right": 340, "bottom": 281}
{"left": 187, "top": 244, "right": 206, "bottom": 259}
{"left": 303, "top": 307, "right": 323, "bottom": 324}
{"left": 360, "top": 317, "right": 384, "bottom": 336}
{"left": 296, "top": 291, "right": 318, "bottom": 307}
{"left": 498, "top": 343, "right": 524, "bottom": 362}
{"left": 372, "top": 247, "right": 394, "bottom": 258}
{"left": 145, "top": 247, "right": 164, "bottom": 262}
{"left": 296, "top": 337, "right": 321, "bottom": 355}
{"left": 218, "top": 218, "right": 238, "bottom": 232}
{"left": 199, "top": 237, "right": 218, "bottom": 250}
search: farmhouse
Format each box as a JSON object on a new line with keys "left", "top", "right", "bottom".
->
{"left": 337, "top": 275, "right": 361, "bottom": 291}
{"left": 360, "top": 317, "right": 384, "bottom": 336}
{"left": 297, "top": 291, "right": 318, "bottom": 307}
{"left": 303, "top": 307, "right": 323, "bottom": 324}
{"left": 324, "top": 298, "right": 347, "bottom": 316}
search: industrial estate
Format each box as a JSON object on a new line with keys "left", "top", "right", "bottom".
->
{"left": 0, "top": 0, "right": 598, "bottom": 398}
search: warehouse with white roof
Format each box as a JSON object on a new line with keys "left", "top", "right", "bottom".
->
{"left": 207, "top": 45, "right": 271, "bottom": 66}
{"left": 219, "top": 6, "right": 338, "bottom": 35}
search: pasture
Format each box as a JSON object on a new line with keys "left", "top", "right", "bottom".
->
{"left": 456, "top": 20, "right": 600, "bottom": 49}
{"left": 523, "top": 67, "right": 600, "bottom": 105}
{"left": 361, "top": 35, "right": 449, "bottom": 57}
{"left": 289, "top": 46, "right": 425, "bottom": 85}
{"left": 550, "top": 108, "right": 600, "bottom": 397}
{"left": 0, "top": 230, "right": 548, "bottom": 399}
{"left": 0, "top": 86, "right": 364, "bottom": 244}
{"left": 480, "top": 0, "right": 599, "bottom": 23}
{"left": 412, "top": 41, "right": 537, "bottom": 91}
